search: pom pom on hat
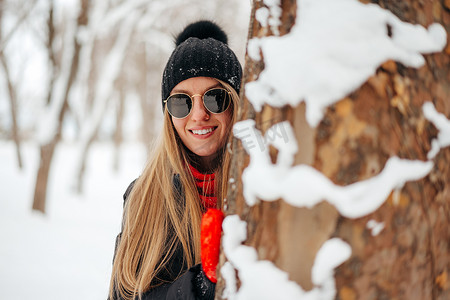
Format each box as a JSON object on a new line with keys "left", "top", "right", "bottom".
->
{"left": 175, "top": 20, "right": 228, "bottom": 46}
{"left": 161, "top": 20, "right": 242, "bottom": 110}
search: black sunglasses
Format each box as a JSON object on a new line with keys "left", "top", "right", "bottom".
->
{"left": 164, "top": 88, "right": 231, "bottom": 119}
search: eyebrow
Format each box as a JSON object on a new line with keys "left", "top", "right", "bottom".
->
{"left": 171, "top": 83, "right": 222, "bottom": 95}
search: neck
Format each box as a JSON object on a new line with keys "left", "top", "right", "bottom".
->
{"left": 186, "top": 148, "right": 223, "bottom": 173}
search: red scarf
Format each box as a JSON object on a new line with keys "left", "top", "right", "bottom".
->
{"left": 188, "top": 164, "right": 217, "bottom": 210}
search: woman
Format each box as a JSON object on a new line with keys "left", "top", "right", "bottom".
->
{"left": 109, "top": 20, "right": 242, "bottom": 300}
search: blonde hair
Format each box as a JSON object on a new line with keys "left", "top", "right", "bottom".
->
{"left": 109, "top": 80, "right": 239, "bottom": 300}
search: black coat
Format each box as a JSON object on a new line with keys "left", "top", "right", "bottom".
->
{"left": 111, "top": 177, "right": 215, "bottom": 300}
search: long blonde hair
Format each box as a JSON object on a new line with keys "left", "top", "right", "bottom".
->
{"left": 109, "top": 80, "right": 239, "bottom": 300}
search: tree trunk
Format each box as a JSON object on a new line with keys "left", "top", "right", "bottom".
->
{"left": 3, "top": 59, "right": 24, "bottom": 169}
{"left": 218, "top": 0, "right": 449, "bottom": 299}
{"left": 0, "top": 0, "right": 23, "bottom": 169}
{"left": 74, "top": 16, "right": 136, "bottom": 193}
{"left": 0, "top": 43, "right": 23, "bottom": 170}
{"left": 32, "top": 142, "right": 58, "bottom": 212}
{"left": 32, "top": 0, "right": 89, "bottom": 213}
{"left": 114, "top": 79, "right": 125, "bottom": 172}
{"left": 75, "top": 127, "right": 98, "bottom": 194}
{"left": 138, "top": 41, "right": 155, "bottom": 152}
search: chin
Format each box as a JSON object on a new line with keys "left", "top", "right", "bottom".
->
{"left": 193, "top": 150, "right": 216, "bottom": 157}
{"left": 189, "top": 143, "right": 218, "bottom": 157}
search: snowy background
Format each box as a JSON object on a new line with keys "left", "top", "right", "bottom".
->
{"left": 0, "top": 141, "right": 145, "bottom": 299}
{"left": 0, "top": 0, "right": 251, "bottom": 299}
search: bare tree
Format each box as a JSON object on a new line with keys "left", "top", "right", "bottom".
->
{"left": 217, "top": 0, "right": 449, "bottom": 299}
{"left": 0, "top": 0, "right": 37, "bottom": 169}
{"left": 113, "top": 77, "right": 125, "bottom": 171}
{"left": 74, "top": 13, "right": 138, "bottom": 193}
{"left": 0, "top": 43, "right": 23, "bottom": 169}
{"left": 32, "top": 0, "right": 89, "bottom": 213}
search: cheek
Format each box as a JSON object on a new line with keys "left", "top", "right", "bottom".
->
{"left": 218, "top": 111, "right": 232, "bottom": 139}
{"left": 221, "top": 110, "right": 232, "bottom": 129}
{"left": 171, "top": 118, "right": 186, "bottom": 137}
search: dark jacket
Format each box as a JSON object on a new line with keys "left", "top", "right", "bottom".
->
{"left": 111, "top": 176, "right": 215, "bottom": 300}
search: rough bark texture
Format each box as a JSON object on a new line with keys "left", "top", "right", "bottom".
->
{"left": 217, "top": 0, "right": 449, "bottom": 299}
{"left": 330, "top": 1, "right": 450, "bottom": 298}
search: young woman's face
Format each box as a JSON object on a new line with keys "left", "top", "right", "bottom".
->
{"left": 170, "top": 77, "right": 232, "bottom": 166}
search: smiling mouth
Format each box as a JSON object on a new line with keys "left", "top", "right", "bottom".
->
{"left": 190, "top": 127, "right": 216, "bottom": 135}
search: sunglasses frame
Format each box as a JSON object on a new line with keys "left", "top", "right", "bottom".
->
{"left": 164, "top": 87, "right": 232, "bottom": 119}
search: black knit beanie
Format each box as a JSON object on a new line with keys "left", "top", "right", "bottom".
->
{"left": 161, "top": 20, "right": 243, "bottom": 111}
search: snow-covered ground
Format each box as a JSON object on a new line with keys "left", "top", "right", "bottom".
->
{"left": 0, "top": 141, "right": 146, "bottom": 300}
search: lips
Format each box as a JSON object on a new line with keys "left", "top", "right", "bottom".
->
{"left": 192, "top": 128, "right": 213, "bottom": 135}
{"left": 189, "top": 126, "right": 217, "bottom": 136}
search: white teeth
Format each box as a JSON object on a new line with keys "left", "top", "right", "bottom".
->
{"left": 192, "top": 128, "right": 213, "bottom": 135}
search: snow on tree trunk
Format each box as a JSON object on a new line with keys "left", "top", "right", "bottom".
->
{"left": 217, "top": 0, "right": 449, "bottom": 299}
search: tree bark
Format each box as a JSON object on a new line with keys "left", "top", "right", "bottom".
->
{"left": 331, "top": 1, "right": 450, "bottom": 298}
{"left": 217, "top": 0, "right": 449, "bottom": 299}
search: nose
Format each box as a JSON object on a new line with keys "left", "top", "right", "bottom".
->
{"left": 190, "top": 95, "right": 210, "bottom": 121}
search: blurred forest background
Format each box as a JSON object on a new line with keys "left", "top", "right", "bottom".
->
{"left": 0, "top": 0, "right": 250, "bottom": 210}
{"left": 0, "top": 0, "right": 251, "bottom": 299}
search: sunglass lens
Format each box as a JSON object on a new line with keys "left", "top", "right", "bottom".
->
{"left": 167, "top": 95, "right": 192, "bottom": 118}
{"left": 204, "top": 89, "right": 230, "bottom": 113}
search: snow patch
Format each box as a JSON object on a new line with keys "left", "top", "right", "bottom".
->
{"left": 247, "top": 38, "right": 263, "bottom": 61}
{"left": 264, "top": 0, "right": 282, "bottom": 35}
{"left": 423, "top": 102, "right": 450, "bottom": 159}
{"left": 245, "top": 0, "right": 447, "bottom": 126}
{"left": 221, "top": 261, "right": 238, "bottom": 299}
{"left": 366, "top": 220, "right": 385, "bottom": 236}
{"left": 222, "top": 215, "right": 351, "bottom": 300}
{"left": 233, "top": 120, "right": 433, "bottom": 218}
{"left": 255, "top": 7, "right": 270, "bottom": 28}
{"left": 311, "top": 238, "right": 352, "bottom": 295}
